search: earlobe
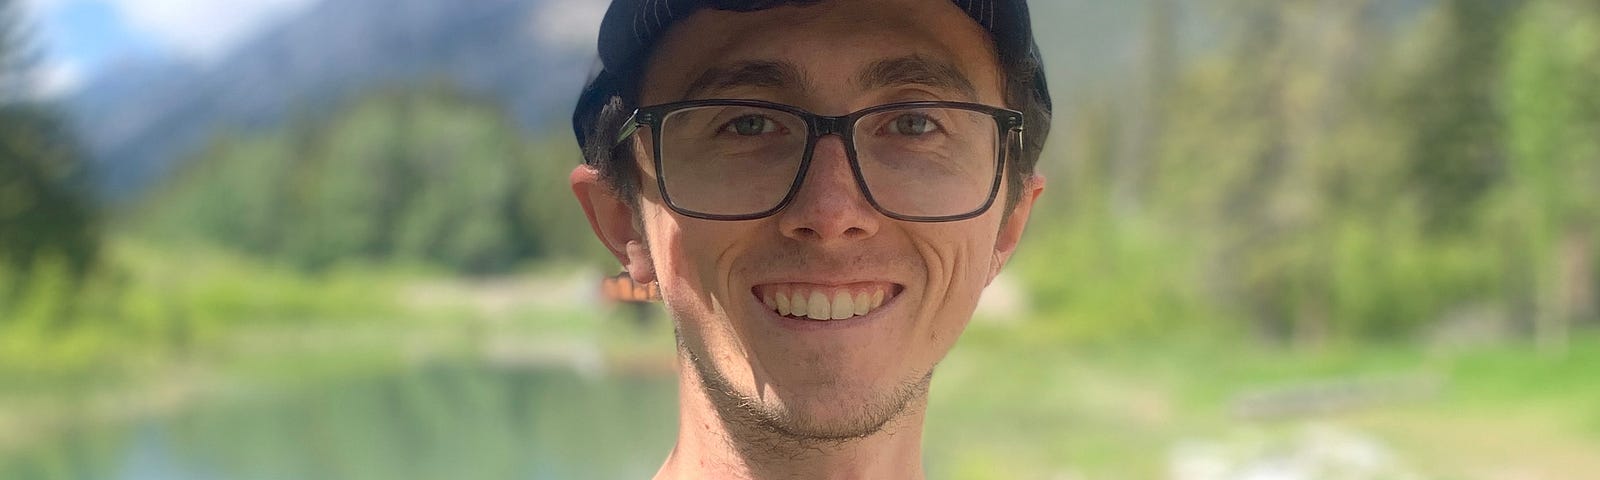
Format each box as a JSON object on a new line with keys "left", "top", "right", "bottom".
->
{"left": 571, "top": 165, "right": 655, "bottom": 283}
{"left": 988, "top": 173, "right": 1046, "bottom": 284}
{"left": 624, "top": 239, "right": 656, "bottom": 284}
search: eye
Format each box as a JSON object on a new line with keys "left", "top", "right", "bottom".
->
{"left": 721, "top": 115, "right": 781, "bottom": 136}
{"left": 888, "top": 113, "right": 939, "bottom": 136}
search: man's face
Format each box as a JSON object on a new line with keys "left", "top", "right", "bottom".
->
{"left": 605, "top": 0, "right": 1040, "bottom": 439}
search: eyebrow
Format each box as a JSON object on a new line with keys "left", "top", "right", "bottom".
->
{"left": 856, "top": 55, "right": 979, "bottom": 101}
{"left": 682, "top": 60, "right": 809, "bottom": 99}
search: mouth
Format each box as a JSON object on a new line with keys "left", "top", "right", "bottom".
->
{"left": 750, "top": 282, "right": 904, "bottom": 321}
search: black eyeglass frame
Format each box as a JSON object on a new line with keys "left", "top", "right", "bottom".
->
{"left": 614, "top": 99, "right": 1025, "bottom": 223}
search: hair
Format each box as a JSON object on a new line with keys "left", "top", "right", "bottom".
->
{"left": 582, "top": 0, "right": 1052, "bottom": 214}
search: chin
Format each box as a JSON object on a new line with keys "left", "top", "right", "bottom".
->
{"left": 737, "top": 356, "right": 935, "bottom": 441}
{"left": 760, "top": 378, "right": 928, "bottom": 440}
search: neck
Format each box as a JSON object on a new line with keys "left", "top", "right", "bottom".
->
{"left": 653, "top": 354, "right": 928, "bottom": 480}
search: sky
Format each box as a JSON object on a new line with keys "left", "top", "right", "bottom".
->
{"left": 19, "top": 0, "right": 609, "bottom": 99}
{"left": 21, "top": 0, "right": 320, "bottom": 97}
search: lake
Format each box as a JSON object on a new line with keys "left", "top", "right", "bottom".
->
{"left": 0, "top": 362, "right": 678, "bottom": 480}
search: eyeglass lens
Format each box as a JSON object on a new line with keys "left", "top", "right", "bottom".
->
{"left": 656, "top": 105, "right": 1000, "bottom": 218}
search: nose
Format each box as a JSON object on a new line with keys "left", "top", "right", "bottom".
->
{"left": 777, "top": 136, "right": 881, "bottom": 243}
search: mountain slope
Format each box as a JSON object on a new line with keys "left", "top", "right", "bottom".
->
{"left": 67, "top": 0, "right": 591, "bottom": 199}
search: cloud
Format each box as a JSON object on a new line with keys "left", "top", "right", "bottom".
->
{"left": 535, "top": 0, "right": 606, "bottom": 50}
{"left": 103, "top": 0, "right": 319, "bottom": 62}
{"left": 20, "top": 0, "right": 69, "bottom": 15}
{"left": 14, "top": 0, "right": 82, "bottom": 97}
{"left": 31, "top": 59, "right": 84, "bottom": 98}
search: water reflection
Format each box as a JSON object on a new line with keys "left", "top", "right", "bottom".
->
{"left": 1, "top": 363, "right": 677, "bottom": 480}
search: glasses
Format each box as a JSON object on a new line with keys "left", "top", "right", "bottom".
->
{"left": 615, "top": 99, "right": 1024, "bottom": 222}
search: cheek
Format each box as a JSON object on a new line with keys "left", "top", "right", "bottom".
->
{"left": 645, "top": 214, "right": 756, "bottom": 322}
{"left": 650, "top": 221, "right": 731, "bottom": 359}
{"left": 913, "top": 223, "right": 1002, "bottom": 333}
{"left": 947, "top": 239, "right": 999, "bottom": 321}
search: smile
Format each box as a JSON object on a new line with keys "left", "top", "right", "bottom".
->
{"left": 751, "top": 283, "right": 902, "bottom": 321}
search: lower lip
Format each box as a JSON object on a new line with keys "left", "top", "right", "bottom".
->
{"left": 754, "top": 291, "right": 900, "bottom": 332}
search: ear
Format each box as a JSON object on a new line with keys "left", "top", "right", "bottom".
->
{"left": 989, "top": 173, "right": 1046, "bottom": 284}
{"left": 571, "top": 165, "right": 656, "bottom": 284}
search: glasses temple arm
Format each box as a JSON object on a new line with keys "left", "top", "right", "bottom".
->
{"left": 614, "top": 110, "right": 642, "bottom": 146}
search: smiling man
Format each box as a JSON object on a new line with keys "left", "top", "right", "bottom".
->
{"left": 569, "top": 0, "right": 1051, "bottom": 477}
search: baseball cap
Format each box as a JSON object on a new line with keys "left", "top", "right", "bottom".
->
{"left": 570, "top": 0, "right": 1053, "bottom": 155}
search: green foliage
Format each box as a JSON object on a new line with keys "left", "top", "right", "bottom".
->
{"left": 1013, "top": 213, "right": 1225, "bottom": 344}
{"left": 1500, "top": 0, "right": 1600, "bottom": 240}
{"left": 0, "top": 104, "right": 98, "bottom": 282}
{"left": 136, "top": 85, "right": 604, "bottom": 274}
{"left": 0, "top": 0, "right": 99, "bottom": 330}
{"left": 1397, "top": 0, "right": 1526, "bottom": 232}
{"left": 1017, "top": 0, "right": 1598, "bottom": 345}
{"left": 0, "top": 237, "right": 413, "bottom": 379}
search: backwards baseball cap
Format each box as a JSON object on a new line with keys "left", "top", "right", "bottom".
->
{"left": 571, "top": 0, "right": 1053, "bottom": 157}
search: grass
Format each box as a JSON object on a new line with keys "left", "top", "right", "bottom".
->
{"left": 924, "top": 323, "right": 1600, "bottom": 479}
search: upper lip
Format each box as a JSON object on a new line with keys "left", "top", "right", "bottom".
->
{"left": 748, "top": 278, "right": 903, "bottom": 288}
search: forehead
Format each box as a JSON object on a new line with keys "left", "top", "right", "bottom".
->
{"left": 638, "top": 0, "right": 1004, "bottom": 107}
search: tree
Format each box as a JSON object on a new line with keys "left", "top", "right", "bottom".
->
{"left": 1500, "top": 0, "right": 1600, "bottom": 354}
{"left": 138, "top": 84, "right": 601, "bottom": 274}
{"left": 0, "top": 0, "right": 98, "bottom": 281}
{"left": 0, "top": 0, "right": 99, "bottom": 329}
{"left": 1400, "top": 0, "right": 1526, "bottom": 233}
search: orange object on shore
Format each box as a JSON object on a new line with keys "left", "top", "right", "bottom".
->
{"left": 602, "top": 272, "right": 659, "bottom": 303}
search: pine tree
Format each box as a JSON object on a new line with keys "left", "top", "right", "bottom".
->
{"left": 0, "top": 0, "right": 98, "bottom": 284}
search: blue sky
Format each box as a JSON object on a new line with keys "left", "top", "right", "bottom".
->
{"left": 22, "top": 0, "right": 319, "bottom": 96}
{"left": 21, "top": 0, "right": 609, "bottom": 98}
{"left": 35, "top": 1, "right": 156, "bottom": 69}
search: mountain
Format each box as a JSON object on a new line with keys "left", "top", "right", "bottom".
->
{"left": 65, "top": 0, "right": 592, "bottom": 199}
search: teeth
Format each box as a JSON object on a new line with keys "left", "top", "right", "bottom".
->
{"left": 807, "top": 291, "right": 830, "bottom": 320}
{"left": 762, "top": 286, "right": 893, "bottom": 320}
{"left": 830, "top": 292, "right": 853, "bottom": 320}
{"left": 790, "top": 292, "right": 808, "bottom": 316}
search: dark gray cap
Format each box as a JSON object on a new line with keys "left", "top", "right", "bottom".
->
{"left": 571, "top": 0, "right": 1052, "bottom": 155}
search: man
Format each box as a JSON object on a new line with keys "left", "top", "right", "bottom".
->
{"left": 569, "top": 0, "right": 1052, "bottom": 477}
